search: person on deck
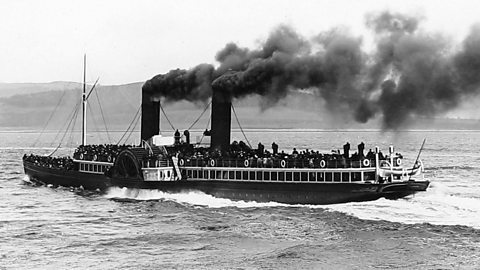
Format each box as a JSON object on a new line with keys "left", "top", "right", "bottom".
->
{"left": 358, "top": 142, "right": 365, "bottom": 158}
{"left": 272, "top": 142, "right": 278, "bottom": 155}
{"left": 174, "top": 129, "right": 181, "bottom": 144}
{"left": 183, "top": 130, "right": 190, "bottom": 145}
{"left": 343, "top": 142, "right": 350, "bottom": 159}
{"left": 257, "top": 142, "right": 264, "bottom": 157}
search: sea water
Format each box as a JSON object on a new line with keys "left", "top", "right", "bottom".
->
{"left": 1, "top": 130, "right": 479, "bottom": 269}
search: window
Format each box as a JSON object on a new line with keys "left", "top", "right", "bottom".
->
{"left": 203, "top": 170, "right": 208, "bottom": 179}
{"left": 309, "top": 172, "right": 316, "bottom": 181}
{"left": 242, "top": 171, "right": 248, "bottom": 180}
{"left": 249, "top": 171, "right": 256, "bottom": 180}
{"left": 286, "top": 172, "right": 292, "bottom": 181}
{"left": 211, "top": 170, "right": 216, "bottom": 179}
{"left": 278, "top": 172, "right": 285, "bottom": 181}
{"left": 334, "top": 173, "right": 341, "bottom": 182}
{"left": 326, "top": 173, "right": 332, "bottom": 182}
{"left": 301, "top": 172, "right": 308, "bottom": 181}
{"left": 264, "top": 172, "right": 270, "bottom": 181}
{"left": 229, "top": 171, "right": 234, "bottom": 180}
{"left": 294, "top": 172, "right": 300, "bottom": 181}
{"left": 256, "top": 171, "right": 263, "bottom": 181}
{"left": 236, "top": 171, "right": 241, "bottom": 180}
{"left": 271, "top": 172, "right": 277, "bottom": 181}
{"left": 193, "top": 170, "right": 198, "bottom": 178}
{"left": 317, "top": 172, "right": 324, "bottom": 181}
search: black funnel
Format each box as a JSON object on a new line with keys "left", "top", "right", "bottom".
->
{"left": 140, "top": 84, "right": 159, "bottom": 142}
{"left": 210, "top": 87, "right": 231, "bottom": 151}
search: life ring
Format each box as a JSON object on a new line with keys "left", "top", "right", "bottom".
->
{"left": 320, "top": 160, "right": 326, "bottom": 168}
{"left": 280, "top": 160, "right": 286, "bottom": 168}
{"left": 80, "top": 153, "right": 84, "bottom": 160}
{"left": 396, "top": 158, "right": 402, "bottom": 166}
{"left": 244, "top": 160, "right": 249, "bottom": 167}
{"left": 363, "top": 159, "right": 370, "bottom": 167}
{"left": 107, "top": 155, "right": 112, "bottom": 162}
{"left": 93, "top": 154, "right": 97, "bottom": 161}
{"left": 210, "top": 159, "right": 215, "bottom": 167}
{"left": 179, "top": 158, "right": 185, "bottom": 166}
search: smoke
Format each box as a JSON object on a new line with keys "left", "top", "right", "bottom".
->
{"left": 143, "top": 12, "right": 480, "bottom": 130}
{"left": 142, "top": 64, "right": 214, "bottom": 103}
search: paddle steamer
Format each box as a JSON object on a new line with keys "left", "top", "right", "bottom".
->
{"left": 23, "top": 59, "right": 430, "bottom": 204}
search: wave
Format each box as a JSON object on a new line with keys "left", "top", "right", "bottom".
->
{"left": 104, "top": 187, "right": 284, "bottom": 208}
{"left": 104, "top": 185, "right": 480, "bottom": 229}
{"left": 325, "top": 182, "right": 480, "bottom": 229}
{"left": 426, "top": 165, "right": 477, "bottom": 171}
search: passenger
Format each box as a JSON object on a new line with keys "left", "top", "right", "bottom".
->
{"left": 183, "top": 130, "right": 190, "bottom": 145}
{"left": 358, "top": 142, "right": 365, "bottom": 158}
{"left": 343, "top": 142, "right": 350, "bottom": 159}
{"left": 174, "top": 130, "right": 181, "bottom": 144}
{"left": 366, "top": 149, "right": 374, "bottom": 159}
{"left": 272, "top": 142, "right": 278, "bottom": 155}
{"left": 257, "top": 142, "right": 264, "bottom": 157}
{"left": 378, "top": 151, "right": 385, "bottom": 160}
{"left": 292, "top": 148, "right": 298, "bottom": 155}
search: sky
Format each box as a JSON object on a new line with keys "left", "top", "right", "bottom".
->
{"left": 1, "top": 0, "right": 480, "bottom": 85}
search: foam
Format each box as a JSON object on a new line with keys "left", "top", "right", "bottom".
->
{"left": 104, "top": 184, "right": 480, "bottom": 229}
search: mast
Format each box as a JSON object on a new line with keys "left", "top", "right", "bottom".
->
{"left": 158, "top": 97, "right": 162, "bottom": 135}
{"left": 82, "top": 54, "right": 87, "bottom": 146}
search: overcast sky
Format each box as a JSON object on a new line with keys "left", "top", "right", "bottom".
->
{"left": 1, "top": 0, "right": 479, "bottom": 85}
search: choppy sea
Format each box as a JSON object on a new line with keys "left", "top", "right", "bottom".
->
{"left": 1, "top": 130, "right": 479, "bottom": 269}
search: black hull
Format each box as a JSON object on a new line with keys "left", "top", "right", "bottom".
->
{"left": 112, "top": 178, "right": 430, "bottom": 205}
{"left": 23, "top": 161, "right": 430, "bottom": 205}
{"left": 23, "top": 161, "right": 110, "bottom": 191}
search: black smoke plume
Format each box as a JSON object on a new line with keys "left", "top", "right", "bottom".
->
{"left": 143, "top": 13, "right": 480, "bottom": 130}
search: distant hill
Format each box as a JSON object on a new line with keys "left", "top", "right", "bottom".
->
{"left": 0, "top": 81, "right": 83, "bottom": 97}
{"left": 1, "top": 81, "right": 480, "bottom": 131}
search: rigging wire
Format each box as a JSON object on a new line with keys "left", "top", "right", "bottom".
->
{"left": 68, "top": 100, "right": 82, "bottom": 148}
{"left": 49, "top": 100, "right": 82, "bottom": 156}
{"left": 117, "top": 105, "right": 141, "bottom": 145}
{"left": 67, "top": 98, "right": 82, "bottom": 148}
{"left": 198, "top": 116, "right": 211, "bottom": 145}
{"left": 32, "top": 90, "right": 67, "bottom": 148}
{"left": 94, "top": 87, "right": 112, "bottom": 143}
{"left": 187, "top": 100, "right": 212, "bottom": 130}
{"left": 231, "top": 104, "right": 252, "bottom": 148}
{"left": 160, "top": 104, "right": 175, "bottom": 131}
{"left": 124, "top": 109, "right": 141, "bottom": 145}
{"left": 87, "top": 102, "right": 105, "bottom": 142}
{"left": 50, "top": 99, "right": 81, "bottom": 148}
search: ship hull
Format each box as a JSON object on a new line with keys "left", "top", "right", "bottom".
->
{"left": 23, "top": 161, "right": 110, "bottom": 190}
{"left": 24, "top": 161, "right": 429, "bottom": 205}
{"left": 112, "top": 178, "right": 430, "bottom": 205}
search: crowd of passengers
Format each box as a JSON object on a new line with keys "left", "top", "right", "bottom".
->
{"left": 73, "top": 144, "right": 132, "bottom": 162}
{"left": 165, "top": 140, "right": 397, "bottom": 169}
{"left": 23, "top": 154, "right": 75, "bottom": 170}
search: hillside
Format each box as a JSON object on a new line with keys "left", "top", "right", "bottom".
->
{"left": 1, "top": 82, "right": 480, "bottom": 131}
{"left": 0, "top": 81, "right": 83, "bottom": 98}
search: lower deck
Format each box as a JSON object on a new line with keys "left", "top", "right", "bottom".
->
{"left": 180, "top": 167, "right": 377, "bottom": 183}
